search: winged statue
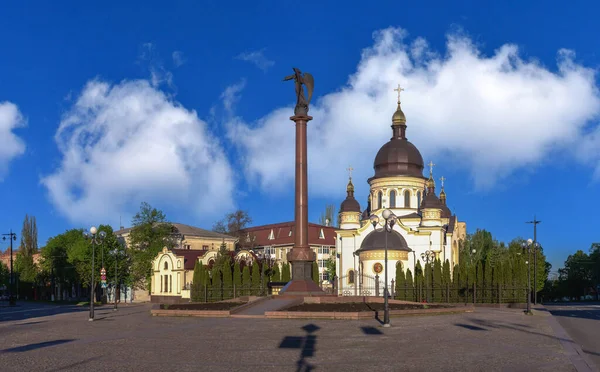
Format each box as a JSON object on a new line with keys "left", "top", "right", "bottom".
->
{"left": 283, "top": 67, "right": 314, "bottom": 116}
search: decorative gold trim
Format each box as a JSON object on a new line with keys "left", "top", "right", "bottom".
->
{"left": 360, "top": 250, "right": 409, "bottom": 261}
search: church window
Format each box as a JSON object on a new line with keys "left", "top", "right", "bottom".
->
{"left": 389, "top": 190, "right": 396, "bottom": 208}
{"left": 164, "top": 275, "right": 168, "bottom": 293}
{"left": 160, "top": 276, "right": 163, "bottom": 292}
{"left": 404, "top": 190, "right": 411, "bottom": 208}
{"left": 417, "top": 191, "right": 422, "bottom": 209}
{"left": 164, "top": 261, "right": 168, "bottom": 270}
{"left": 170, "top": 275, "right": 172, "bottom": 293}
{"left": 348, "top": 270, "right": 355, "bottom": 284}
{"left": 378, "top": 191, "right": 383, "bottom": 209}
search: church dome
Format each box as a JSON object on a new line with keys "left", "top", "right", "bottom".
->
{"left": 340, "top": 178, "right": 361, "bottom": 213}
{"left": 356, "top": 229, "right": 411, "bottom": 252}
{"left": 370, "top": 99, "right": 425, "bottom": 180}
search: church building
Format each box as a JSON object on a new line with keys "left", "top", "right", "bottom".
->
{"left": 335, "top": 89, "right": 466, "bottom": 295}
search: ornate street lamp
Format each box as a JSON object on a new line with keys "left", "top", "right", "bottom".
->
{"left": 521, "top": 239, "right": 539, "bottom": 315}
{"left": 370, "top": 209, "right": 397, "bottom": 328}
{"left": 83, "top": 226, "right": 106, "bottom": 321}
{"left": 2, "top": 230, "right": 17, "bottom": 306}
{"left": 421, "top": 249, "right": 436, "bottom": 302}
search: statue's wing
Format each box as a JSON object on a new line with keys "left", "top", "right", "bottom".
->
{"left": 304, "top": 72, "right": 315, "bottom": 104}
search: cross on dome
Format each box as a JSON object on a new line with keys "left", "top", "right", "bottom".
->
{"left": 347, "top": 166, "right": 354, "bottom": 179}
{"left": 427, "top": 161, "right": 436, "bottom": 175}
{"left": 440, "top": 176, "right": 446, "bottom": 188}
{"left": 393, "top": 84, "right": 404, "bottom": 104}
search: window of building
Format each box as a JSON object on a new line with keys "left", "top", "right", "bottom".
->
{"left": 164, "top": 261, "right": 168, "bottom": 270}
{"left": 319, "top": 229, "right": 325, "bottom": 239}
{"left": 378, "top": 191, "right": 383, "bottom": 209}
{"left": 202, "top": 245, "right": 209, "bottom": 250}
{"left": 417, "top": 191, "right": 422, "bottom": 209}
{"left": 164, "top": 275, "right": 168, "bottom": 293}
{"left": 265, "top": 246, "right": 276, "bottom": 256}
{"left": 404, "top": 190, "right": 411, "bottom": 208}
{"left": 170, "top": 275, "right": 172, "bottom": 293}
{"left": 318, "top": 246, "right": 330, "bottom": 254}
{"left": 160, "top": 275, "right": 163, "bottom": 292}
{"left": 318, "top": 259, "right": 326, "bottom": 268}
{"left": 268, "top": 229, "right": 275, "bottom": 240}
{"left": 389, "top": 190, "right": 396, "bottom": 208}
{"left": 185, "top": 244, "right": 191, "bottom": 250}
{"left": 348, "top": 270, "right": 355, "bottom": 284}
{"left": 319, "top": 272, "right": 329, "bottom": 282}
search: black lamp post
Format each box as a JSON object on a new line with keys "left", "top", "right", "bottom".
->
{"left": 521, "top": 239, "right": 538, "bottom": 315}
{"left": 369, "top": 209, "right": 397, "bottom": 328}
{"left": 421, "top": 250, "right": 435, "bottom": 303}
{"left": 111, "top": 247, "right": 121, "bottom": 311}
{"left": 84, "top": 226, "right": 106, "bottom": 321}
{"left": 526, "top": 217, "right": 541, "bottom": 305}
{"left": 2, "top": 230, "right": 17, "bottom": 306}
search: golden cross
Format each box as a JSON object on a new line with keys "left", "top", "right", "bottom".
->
{"left": 427, "top": 161, "right": 435, "bottom": 175}
{"left": 393, "top": 84, "right": 404, "bottom": 103}
{"left": 440, "top": 176, "right": 446, "bottom": 188}
{"left": 347, "top": 166, "right": 354, "bottom": 179}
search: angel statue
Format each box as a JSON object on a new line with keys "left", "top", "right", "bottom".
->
{"left": 283, "top": 67, "right": 314, "bottom": 116}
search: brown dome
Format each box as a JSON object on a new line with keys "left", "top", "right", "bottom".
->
{"left": 340, "top": 178, "right": 361, "bottom": 213}
{"left": 372, "top": 138, "right": 425, "bottom": 179}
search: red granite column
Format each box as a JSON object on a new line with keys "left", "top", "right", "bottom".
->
{"left": 281, "top": 115, "right": 324, "bottom": 295}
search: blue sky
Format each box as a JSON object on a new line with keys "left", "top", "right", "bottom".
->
{"left": 0, "top": 0, "right": 599, "bottom": 274}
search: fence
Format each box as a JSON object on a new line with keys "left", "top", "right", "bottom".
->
{"left": 190, "top": 281, "right": 295, "bottom": 303}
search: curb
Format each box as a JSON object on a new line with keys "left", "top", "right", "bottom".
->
{"left": 543, "top": 306, "right": 597, "bottom": 372}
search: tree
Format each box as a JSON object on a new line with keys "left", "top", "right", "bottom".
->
{"left": 271, "top": 263, "right": 281, "bottom": 282}
{"left": 282, "top": 263, "right": 291, "bottom": 282}
{"left": 242, "top": 266, "right": 251, "bottom": 295}
{"left": 222, "top": 257, "right": 233, "bottom": 291}
{"left": 191, "top": 261, "right": 205, "bottom": 302}
{"left": 405, "top": 268, "right": 414, "bottom": 302}
{"left": 212, "top": 210, "right": 252, "bottom": 240}
{"left": 0, "top": 261, "right": 8, "bottom": 288}
{"left": 211, "top": 265, "right": 222, "bottom": 300}
{"left": 233, "top": 261, "right": 242, "bottom": 290}
{"left": 312, "top": 261, "right": 319, "bottom": 283}
{"left": 251, "top": 264, "right": 261, "bottom": 295}
{"left": 433, "top": 258, "right": 442, "bottom": 302}
{"left": 325, "top": 257, "right": 336, "bottom": 282}
{"left": 395, "top": 263, "right": 405, "bottom": 300}
{"left": 20, "top": 214, "right": 38, "bottom": 256}
{"left": 414, "top": 261, "right": 424, "bottom": 300}
{"left": 442, "top": 260, "right": 451, "bottom": 301}
{"left": 319, "top": 204, "right": 337, "bottom": 227}
{"left": 127, "top": 202, "right": 174, "bottom": 290}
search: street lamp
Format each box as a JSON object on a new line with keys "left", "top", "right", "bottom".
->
{"left": 521, "top": 239, "right": 538, "bottom": 315}
{"left": 369, "top": 209, "right": 397, "bottom": 328}
{"left": 83, "top": 226, "right": 106, "bottom": 321}
{"left": 2, "top": 230, "right": 17, "bottom": 306}
{"left": 421, "top": 249, "right": 436, "bottom": 303}
{"left": 111, "top": 247, "right": 121, "bottom": 311}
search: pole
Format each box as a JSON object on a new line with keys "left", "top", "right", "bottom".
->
{"left": 527, "top": 245, "right": 531, "bottom": 314}
{"left": 384, "top": 226, "right": 390, "bottom": 327}
{"left": 101, "top": 240, "right": 105, "bottom": 304}
{"left": 9, "top": 230, "right": 14, "bottom": 306}
{"left": 114, "top": 251, "right": 118, "bottom": 311}
{"left": 89, "top": 240, "right": 95, "bottom": 321}
{"left": 527, "top": 217, "right": 541, "bottom": 305}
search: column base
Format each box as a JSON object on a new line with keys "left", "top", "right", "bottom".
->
{"left": 280, "top": 260, "right": 324, "bottom": 296}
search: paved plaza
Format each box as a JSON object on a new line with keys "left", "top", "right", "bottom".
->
{"left": 0, "top": 302, "right": 596, "bottom": 371}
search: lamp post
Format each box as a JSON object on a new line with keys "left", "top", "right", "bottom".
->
{"left": 2, "top": 230, "right": 17, "bottom": 306}
{"left": 369, "top": 209, "right": 397, "bottom": 328}
{"left": 521, "top": 239, "right": 538, "bottom": 315}
{"left": 526, "top": 217, "right": 541, "bottom": 305}
{"left": 420, "top": 250, "right": 435, "bottom": 303}
{"left": 83, "top": 226, "right": 106, "bottom": 321}
{"left": 111, "top": 247, "right": 120, "bottom": 311}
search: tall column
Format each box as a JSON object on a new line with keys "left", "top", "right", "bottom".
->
{"left": 281, "top": 114, "right": 323, "bottom": 295}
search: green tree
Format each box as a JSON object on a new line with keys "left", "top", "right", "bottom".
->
{"left": 442, "top": 259, "right": 451, "bottom": 301}
{"left": 325, "top": 257, "right": 336, "bottom": 282}
{"left": 414, "top": 261, "right": 424, "bottom": 300}
{"left": 395, "top": 263, "right": 405, "bottom": 300}
{"left": 433, "top": 258, "right": 442, "bottom": 302}
{"left": 251, "top": 264, "right": 261, "bottom": 295}
{"left": 233, "top": 261, "right": 242, "bottom": 290}
{"left": 127, "top": 202, "right": 174, "bottom": 291}
{"left": 0, "top": 261, "right": 9, "bottom": 288}
{"left": 211, "top": 265, "right": 222, "bottom": 300}
{"left": 20, "top": 214, "right": 38, "bottom": 256}
{"left": 271, "top": 263, "right": 281, "bottom": 282}
{"left": 222, "top": 256, "right": 232, "bottom": 292}
{"left": 312, "top": 261, "right": 319, "bottom": 283}
{"left": 242, "top": 266, "right": 251, "bottom": 295}
{"left": 405, "top": 268, "right": 414, "bottom": 302}
{"left": 282, "top": 263, "right": 291, "bottom": 282}
{"left": 191, "top": 261, "right": 205, "bottom": 302}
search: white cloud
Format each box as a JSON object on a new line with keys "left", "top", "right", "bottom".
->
{"left": 227, "top": 27, "right": 600, "bottom": 199}
{"left": 235, "top": 49, "right": 275, "bottom": 72}
{"left": 220, "top": 79, "right": 246, "bottom": 113}
{"left": 0, "top": 102, "right": 26, "bottom": 180}
{"left": 41, "top": 79, "right": 235, "bottom": 224}
{"left": 172, "top": 51, "right": 186, "bottom": 67}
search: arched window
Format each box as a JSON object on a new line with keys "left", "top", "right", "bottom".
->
{"left": 348, "top": 270, "right": 355, "bottom": 284}
{"left": 417, "top": 191, "right": 422, "bottom": 209}
{"left": 378, "top": 191, "right": 383, "bottom": 209}
{"left": 389, "top": 190, "right": 396, "bottom": 208}
{"left": 404, "top": 190, "right": 411, "bottom": 208}
{"left": 164, "top": 261, "right": 168, "bottom": 270}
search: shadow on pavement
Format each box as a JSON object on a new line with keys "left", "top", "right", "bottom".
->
{"left": 361, "top": 326, "right": 383, "bottom": 335}
{"left": 544, "top": 308, "right": 600, "bottom": 321}
{"left": 279, "top": 323, "right": 320, "bottom": 371}
{"left": 0, "top": 304, "right": 88, "bottom": 323}
{"left": 454, "top": 323, "right": 487, "bottom": 331}
{"left": 0, "top": 339, "right": 75, "bottom": 353}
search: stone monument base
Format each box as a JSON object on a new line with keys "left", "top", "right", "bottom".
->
{"left": 279, "top": 261, "right": 324, "bottom": 296}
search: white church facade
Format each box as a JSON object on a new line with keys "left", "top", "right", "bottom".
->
{"left": 335, "top": 91, "right": 466, "bottom": 295}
